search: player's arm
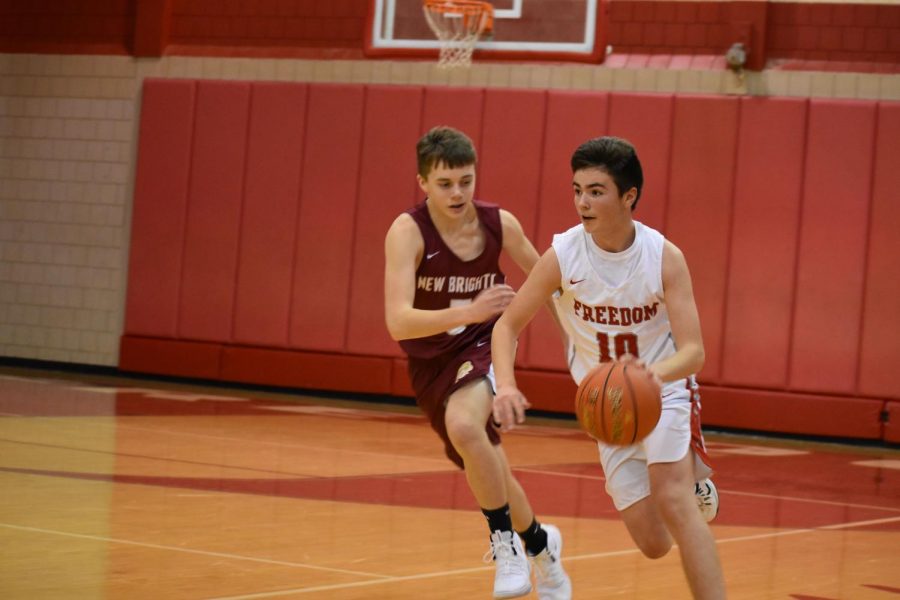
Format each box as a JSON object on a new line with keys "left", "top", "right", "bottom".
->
{"left": 491, "top": 247, "right": 563, "bottom": 430}
{"left": 650, "top": 240, "right": 705, "bottom": 382}
{"left": 499, "top": 209, "right": 568, "bottom": 342}
{"left": 384, "top": 214, "right": 513, "bottom": 341}
{"left": 499, "top": 209, "right": 541, "bottom": 273}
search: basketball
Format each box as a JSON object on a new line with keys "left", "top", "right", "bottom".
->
{"left": 575, "top": 361, "right": 662, "bottom": 445}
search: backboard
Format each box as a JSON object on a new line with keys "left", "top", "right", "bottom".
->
{"left": 365, "top": 0, "right": 607, "bottom": 63}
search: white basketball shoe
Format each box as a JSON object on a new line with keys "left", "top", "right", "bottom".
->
{"left": 531, "top": 524, "right": 572, "bottom": 600}
{"left": 485, "top": 530, "right": 532, "bottom": 599}
{"left": 695, "top": 478, "right": 719, "bottom": 522}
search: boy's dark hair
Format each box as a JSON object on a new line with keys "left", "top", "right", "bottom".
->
{"left": 571, "top": 136, "right": 644, "bottom": 209}
{"left": 416, "top": 126, "right": 477, "bottom": 178}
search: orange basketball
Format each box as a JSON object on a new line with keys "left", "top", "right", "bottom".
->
{"left": 575, "top": 361, "right": 662, "bottom": 445}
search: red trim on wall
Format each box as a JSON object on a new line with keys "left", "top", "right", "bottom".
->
{"left": 0, "top": 0, "right": 897, "bottom": 68}
{"left": 120, "top": 336, "right": 222, "bottom": 380}
{"left": 0, "top": 41, "right": 131, "bottom": 55}
{"left": 884, "top": 402, "right": 900, "bottom": 444}
{"left": 169, "top": 0, "right": 367, "bottom": 50}
{"left": 700, "top": 385, "right": 885, "bottom": 440}
{"left": 0, "top": 0, "right": 134, "bottom": 54}
{"left": 220, "top": 346, "right": 394, "bottom": 395}
{"left": 133, "top": 0, "right": 173, "bottom": 57}
{"left": 606, "top": 0, "right": 900, "bottom": 68}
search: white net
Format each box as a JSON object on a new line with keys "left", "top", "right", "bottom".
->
{"left": 423, "top": 0, "right": 493, "bottom": 69}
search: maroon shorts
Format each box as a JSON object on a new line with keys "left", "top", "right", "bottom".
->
{"left": 407, "top": 339, "right": 501, "bottom": 469}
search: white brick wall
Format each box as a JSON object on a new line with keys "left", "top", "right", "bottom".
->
{"left": 0, "top": 53, "right": 136, "bottom": 365}
{"left": 0, "top": 52, "right": 897, "bottom": 366}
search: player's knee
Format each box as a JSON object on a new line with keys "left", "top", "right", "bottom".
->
{"left": 623, "top": 507, "right": 673, "bottom": 559}
{"left": 635, "top": 535, "right": 672, "bottom": 559}
{"left": 654, "top": 487, "right": 698, "bottom": 526}
{"left": 444, "top": 414, "right": 484, "bottom": 449}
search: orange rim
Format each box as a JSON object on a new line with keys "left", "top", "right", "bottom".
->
{"left": 423, "top": 0, "right": 491, "bottom": 12}
{"left": 423, "top": 0, "right": 494, "bottom": 32}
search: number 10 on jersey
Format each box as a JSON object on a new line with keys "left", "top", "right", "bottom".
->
{"left": 597, "top": 332, "right": 639, "bottom": 362}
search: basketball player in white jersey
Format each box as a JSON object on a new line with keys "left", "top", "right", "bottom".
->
{"left": 491, "top": 137, "right": 726, "bottom": 599}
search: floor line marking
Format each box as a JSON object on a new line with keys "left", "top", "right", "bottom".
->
{"left": 514, "top": 467, "right": 606, "bottom": 481}
{"left": 817, "top": 515, "right": 900, "bottom": 530}
{"left": 0, "top": 522, "right": 391, "bottom": 580}
{"left": 3, "top": 382, "right": 897, "bottom": 513}
{"left": 110, "top": 422, "right": 453, "bottom": 467}
{"left": 719, "top": 489, "right": 900, "bottom": 514}
{"left": 0, "top": 438, "right": 329, "bottom": 478}
{"left": 201, "top": 515, "right": 900, "bottom": 599}
{"left": 0, "top": 418, "right": 452, "bottom": 470}
{"left": 2, "top": 428, "right": 896, "bottom": 513}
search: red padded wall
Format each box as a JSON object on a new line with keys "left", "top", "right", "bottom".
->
{"left": 178, "top": 81, "right": 250, "bottom": 342}
{"left": 527, "top": 90, "right": 609, "bottom": 372}
{"left": 391, "top": 358, "right": 415, "bottom": 397}
{"left": 421, "top": 87, "right": 485, "bottom": 151}
{"left": 665, "top": 95, "right": 740, "bottom": 384}
{"left": 858, "top": 102, "right": 900, "bottom": 399}
{"left": 607, "top": 93, "right": 675, "bottom": 233}
{"left": 346, "top": 85, "right": 424, "bottom": 357}
{"left": 122, "top": 78, "right": 900, "bottom": 436}
{"left": 721, "top": 97, "right": 807, "bottom": 389}
{"left": 789, "top": 100, "right": 876, "bottom": 394}
{"left": 518, "top": 370, "right": 579, "bottom": 413}
{"left": 232, "top": 83, "right": 308, "bottom": 347}
{"left": 220, "top": 347, "right": 393, "bottom": 394}
{"left": 885, "top": 402, "right": 900, "bottom": 444}
{"left": 534, "top": 91, "right": 610, "bottom": 253}
{"left": 120, "top": 336, "right": 221, "bottom": 380}
{"left": 701, "top": 386, "right": 884, "bottom": 440}
{"left": 479, "top": 88, "right": 547, "bottom": 248}
{"left": 478, "top": 89, "right": 548, "bottom": 367}
{"left": 288, "top": 84, "right": 366, "bottom": 351}
{"left": 125, "top": 79, "right": 195, "bottom": 337}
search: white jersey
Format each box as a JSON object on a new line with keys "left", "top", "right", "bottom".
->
{"left": 552, "top": 220, "right": 692, "bottom": 399}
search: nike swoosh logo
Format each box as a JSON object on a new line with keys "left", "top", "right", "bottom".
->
{"left": 569, "top": 278, "right": 586, "bottom": 285}
{"left": 426, "top": 251, "right": 440, "bottom": 260}
{"left": 476, "top": 339, "right": 489, "bottom": 347}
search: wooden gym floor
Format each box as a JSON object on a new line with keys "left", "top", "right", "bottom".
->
{"left": 1, "top": 367, "right": 898, "bottom": 599}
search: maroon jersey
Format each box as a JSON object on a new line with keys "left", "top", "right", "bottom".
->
{"left": 398, "top": 200, "right": 506, "bottom": 360}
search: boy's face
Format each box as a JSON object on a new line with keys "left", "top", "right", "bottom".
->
{"left": 572, "top": 167, "right": 636, "bottom": 229}
{"left": 418, "top": 161, "right": 476, "bottom": 217}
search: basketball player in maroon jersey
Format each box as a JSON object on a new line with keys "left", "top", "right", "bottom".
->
{"left": 384, "top": 127, "right": 571, "bottom": 599}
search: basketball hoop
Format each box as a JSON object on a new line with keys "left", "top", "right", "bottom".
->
{"left": 423, "top": 0, "right": 494, "bottom": 69}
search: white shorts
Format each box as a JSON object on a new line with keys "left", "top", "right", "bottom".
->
{"left": 598, "top": 386, "right": 713, "bottom": 511}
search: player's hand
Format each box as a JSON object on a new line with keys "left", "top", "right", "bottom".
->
{"left": 492, "top": 384, "right": 531, "bottom": 432}
{"left": 619, "top": 354, "right": 663, "bottom": 387}
{"left": 617, "top": 353, "right": 642, "bottom": 367}
{"left": 468, "top": 284, "right": 515, "bottom": 323}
